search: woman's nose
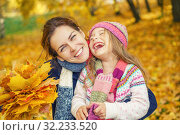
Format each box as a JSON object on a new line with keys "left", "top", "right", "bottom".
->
{"left": 69, "top": 44, "right": 76, "bottom": 52}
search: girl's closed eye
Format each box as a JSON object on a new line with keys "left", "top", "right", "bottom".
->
{"left": 100, "top": 32, "right": 104, "bottom": 36}
{"left": 90, "top": 36, "right": 93, "bottom": 41}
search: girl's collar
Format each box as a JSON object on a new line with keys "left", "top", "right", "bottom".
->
{"left": 95, "top": 59, "right": 127, "bottom": 79}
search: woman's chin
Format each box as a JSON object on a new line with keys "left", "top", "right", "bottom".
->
{"left": 73, "top": 55, "right": 89, "bottom": 63}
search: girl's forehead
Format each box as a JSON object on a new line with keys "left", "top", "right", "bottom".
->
{"left": 91, "top": 28, "right": 105, "bottom": 36}
{"left": 93, "top": 27, "right": 104, "bottom": 32}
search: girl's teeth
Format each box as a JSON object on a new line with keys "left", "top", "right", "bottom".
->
{"left": 75, "top": 48, "right": 83, "bottom": 57}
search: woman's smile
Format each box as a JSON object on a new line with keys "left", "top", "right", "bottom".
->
{"left": 74, "top": 47, "right": 83, "bottom": 57}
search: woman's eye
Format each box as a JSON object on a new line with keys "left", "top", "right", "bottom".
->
{"left": 100, "top": 32, "right": 104, "bottom": 35}
{"left": 60, "top": 45, "right": 67, "bottom": 52}
{"left": 71, "top": 34, "right": 76, "bottom": 40}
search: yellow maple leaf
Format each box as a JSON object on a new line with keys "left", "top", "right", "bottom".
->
{"left": 14, "top": 61, "right": 37, "bottom": 79}
{"left": 29, "top": 105, "right": 41, "bottom": 114}
{"left": 43, "top": 90, "right": 58, "bottom": 103}
{"left": 12, "top": 104, "right": 29, "bottom": 114}
{"left": 7, "top": 74, "right": 28, "bottom": 91}
{"left": 0, "top": 87, "right": 4, "bottom": 94}
{"left": 0, "top": 93, "right": 11, "bottom": 104}
{"left": 35, "top": 62, "right": 51, "bottom": 78}
{"left": 29, "top": 99, "right": 47, "bottom": 105}
{"left": 0, "top": 70, "right": 7, "bottom": 84}
{"left": 0, "top": 75, "right": 11, "bottom": 91}
{"left": 27, "top": 62, "right": 51, "bottom": 88}
{"left": 35, "top": 78, "right": 59, "bottom": 90}
{"left": 31, "top": 77, "right": 42, "bottom": 88}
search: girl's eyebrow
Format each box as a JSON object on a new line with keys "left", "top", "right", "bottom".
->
{"left": 91, "top": 29, "right": 104, "bottom": 37}
{"left": 93, "top": 30, "right": 104, "bottom": 35}
{"left": 99, "top": 30, "right": 104, "bottom": 33}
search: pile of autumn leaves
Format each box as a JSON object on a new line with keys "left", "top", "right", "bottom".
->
{"left": 0, "top": 61, "right": 58, "bottom": 120}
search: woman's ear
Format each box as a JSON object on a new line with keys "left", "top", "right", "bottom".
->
{"left": 57, "top": 56, "right": 64, "bottom": 61}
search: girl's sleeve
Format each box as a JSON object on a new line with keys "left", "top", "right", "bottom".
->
{"left": 71, "top": 68, "right": 87, "bottom": 118}
{"left": 105, "top": 68, "right": 150, "bottom": 120}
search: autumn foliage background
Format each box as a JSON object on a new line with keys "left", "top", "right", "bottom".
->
{"left": 0, "top": 0, "right": 179, "bottom": 120}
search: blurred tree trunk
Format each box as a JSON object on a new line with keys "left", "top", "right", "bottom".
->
{"left": 89, "top": 6, "right": 96, "bottom": 16}
{"left": 145, "top": 0, "right": 151, "bottom": 12}
{"left": 0, "top": 0, "right": 5, "bottom": 39}
{"left": 84, "top": 0, "right": 97, "bottom": 16}
{"left": 157, "top": 0, "right": 162, "bottom": 6}
{"left": 136, "top": 0, "right": 140, "bottom": 14}
{"left": 157, "top": 0, "right": 163, "bottom": 17}
{"left": 127, "top": 0, "right": 140, "bottom": 23}
{"left": 17, "top": 0, "right": 36, "bottom": 19}
{"left": 113, "top": 0, "right": 121, "bottom": 16}
{"left": 171, "top": 0, "right": 180, "bottom": 22}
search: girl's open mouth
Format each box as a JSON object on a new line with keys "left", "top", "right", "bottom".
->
{"left": 93, "top": 42, "right": 104, "bottom": 50}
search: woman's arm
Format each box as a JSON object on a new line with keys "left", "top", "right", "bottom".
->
{"left": 139, "top": 88, "right": 157, "bottom": 119}
{"left": 105, "top": 68, "right": 150, "bottom": 120}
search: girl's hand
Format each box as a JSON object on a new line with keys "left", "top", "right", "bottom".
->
{"left": 87, "top": 102, "right": 106, "bottom": 119}
{"left": 76, "top": 105, "right": 88, "bottom": 120}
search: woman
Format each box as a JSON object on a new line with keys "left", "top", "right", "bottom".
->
{"left": 41, "top": 17, "right": 157, "bottom": 120}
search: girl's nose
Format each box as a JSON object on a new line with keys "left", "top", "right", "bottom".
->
{"left": 92, "top": 36, "right": 98, "bottom": 41}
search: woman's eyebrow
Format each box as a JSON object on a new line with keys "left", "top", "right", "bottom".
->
{"left": 56, "top": 31, "right": 75, "bottom": 52}
{"left": 57, "top": 43, "right": 66, "bottom": 52}
{"left": 68, "top": 31, "right": 75, "bottom": 40}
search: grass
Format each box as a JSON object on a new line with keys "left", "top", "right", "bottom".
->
{"left": 4, "top": 15, "right": 39, "bottom": 35}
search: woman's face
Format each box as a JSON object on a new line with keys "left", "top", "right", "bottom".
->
{"left": 50, "top": 26, "right": 89, "bottom": 63}
{"left": 89, "top": 28, "right": 113, "bottom": 60}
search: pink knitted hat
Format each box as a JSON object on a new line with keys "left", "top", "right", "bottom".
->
{"left": 89, "top": 21, "right": 128, "bottom": 48}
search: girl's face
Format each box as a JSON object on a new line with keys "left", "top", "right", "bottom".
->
{"left": 50, "top": 26, "right": 89, "bottom": 63}
{"left": 89, "top": 28, "right": 113, "bottom": 60}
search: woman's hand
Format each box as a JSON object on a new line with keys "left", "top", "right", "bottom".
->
{"left": 39, "top": 104, "right": 50, "bottom": 113}
{"left": 76, "top": 105, "right": 88, "bottom": 120}
{"left": 87, "top": 102, "right": 106, "bottom": 119}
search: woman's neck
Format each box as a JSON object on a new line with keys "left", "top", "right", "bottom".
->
{"left": 101, "top": 55, "right": 119, "bottom": 74}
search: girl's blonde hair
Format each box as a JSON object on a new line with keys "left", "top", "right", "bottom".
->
{"left": 86, "top": 29, "right": 148, "bottom": 85}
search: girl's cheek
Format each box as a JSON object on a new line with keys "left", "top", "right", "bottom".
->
{"left": 89, "top": 43, "right": 93, "bottom": 50}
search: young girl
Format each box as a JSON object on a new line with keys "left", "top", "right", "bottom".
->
{"left": 71, "top": 21, "right": 152, "bottom": 120}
